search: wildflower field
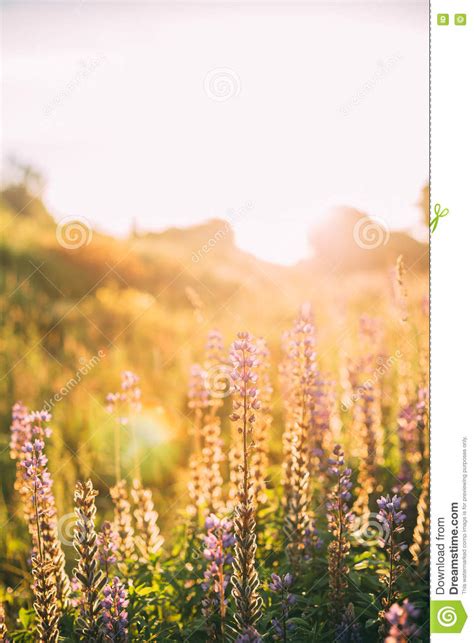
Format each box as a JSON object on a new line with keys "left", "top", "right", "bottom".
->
{"left": 0, "top": 218, "right": 429, "bottom": 642}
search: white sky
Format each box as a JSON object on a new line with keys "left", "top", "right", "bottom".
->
{"left": 1, "top": 0, "right": 428, "bottom": 264}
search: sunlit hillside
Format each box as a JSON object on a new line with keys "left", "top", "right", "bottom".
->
{"left": 0, "top": 178, "right": 429, "bottom": 641}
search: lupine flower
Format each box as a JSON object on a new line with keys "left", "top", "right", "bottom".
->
{"left": 69, "top": 575, "right": 82, "bottom": 609}
{"left": 97, "top": 521, "right": 119, "bottom": 576}
{"left": 269, "top": 573, "right": 296, "bottom": 641}
{"left": 416, "top": 382, "right": 428, "bottom": 451}
{"left": 335, "top": 603, "right": 362, "bottom": 642}
{"left": 202, "top": 330, "right": 226, "bottom": 515}
{"left": 110, "top": 480, "right": 135, "bottom": 562}
{"left": 395, "top": 255, "right": 409, "bottom": 323}
{"left": 73, "top": 480, "right": 106, "bottom": 641}
{"left": 21, "top": 430, "right": 61, "bottom": 640}
{"left": 396, "top": 402, "right": 418, "bottom": 483}
{"left": 235, "top": 626, "right": 262, "bottom": 642}
{"left": 252, "top": 338, "right": 272, "bottom": 507}
{"left": 385, "top": 599, "right": 420, "bottom": 642}
{"left": 359, "top": 315, "right": 383, "bottom": 345}
{"left": 10, "top": 403, "right": 36, "bottom": 552}
{"left": 132, "top": 480, "right": 163, "bottom": 560}
{"left": 27, "top": 411, "right": 53, "bottom": 439}
{"left": 302, "top": 519, "right": 322, "bottom": 561}
{"left": 353, "top": 382, "right": 379, "bottom": 519}
{"left": 31, "top": 556, "right": 60, "bottom": 643}
{"left": 106, "top": 371, "right": 142, "bottom": 483}
{"left": 201, "top": 412, "right": 225, "bottom": 516}
{"left": 18, "top": 411, "right": 70, "bottom": 608}
{"left": 409, "top": 471, "right": 429, "bottom": 566}
{"left": 101, "top": 576, "right": 129, "bottom": 642}
{"left": 282, "top": 310, "right": 317, "bottom": 569}
{"left": 376, "top": 495, "right": 407, "bottom": 610}
{"left": 187, "top": 364, "right": 208, "bottom": 514}
{"left": 327, "top": 445, "right": 353, "bottom": 619}
{"left": 310, "top": 374, "right": 334, "bottom": 475}
{"left": 201, "top": 513, "right": 235, "bottom": 639}
{"left": 229, "top": 332, "right": 263, "bottom": 636}
{"left": 9, "top": 402, "right": 31, "bottom": 461}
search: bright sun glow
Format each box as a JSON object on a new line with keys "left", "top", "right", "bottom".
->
{"left": 3, "top": 2, "right": 427, "bottom": 265}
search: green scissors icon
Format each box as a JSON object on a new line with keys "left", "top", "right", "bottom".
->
{"left": 430, "top": 203, "right": 449, "bottom": 233}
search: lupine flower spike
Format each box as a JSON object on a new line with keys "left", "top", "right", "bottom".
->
{"left": 106, "top": 371, "right": 142, "bottom": 484}
{"left": 335, "top": 603, "right": 362, "bottom": 643}
{"left": 110, "top": 480, "right": 135, "bottom": 563}
{"left": 327, "top": 445, "right": 353, "bottom": 620}
{"left": 252, "top": 338, "right": 272, "bottom": 507}
{"left": 31, "top": 556, "right": 60, "bottom": 643}
{"left": 21, "top": 435, "right": 60, "bottom": 642}
{"left": 384, "top": 599, "right": 420, "bottom": 642}
{"left": 268, "top": 573, "right": 296, "bottom": 642}
{"left": 409, "top": 471, "right": 429, "bottom": 566}
{"left": 202, "top": 330, "right": 226, "bottom": 515}
{"left": 283, "top": 310, "right": 317, "bottom": 568}
{"left": 187, "top": 364, "right": 208, "bottom": 515}
{"left": 73, "top": 480, "right": 107, "bottom": 641}
{"left": 101, "top": 576, "right": 129, "bottom": 642}
{"left": 376, "top": 495, "right": 407, "bottom": 616}
{"left": 97, "top": 521, "right": 119, "bottom": 578}
{"left": 201, "top": 513, "right": 235, "bottom": 640}
{"left": 132, "top": 480, "right": 163, "bottom": 561}
{"left": 13, "top": 408, "right": 70, "bottom": 608}
{"left": 230, "top": 332, "right": 263, "bottom": 636}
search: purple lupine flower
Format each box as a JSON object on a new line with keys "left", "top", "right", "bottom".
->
{"left": 101, "top": 576, "right": 129, "bottom": 642}
{"left": 106, "top": 371, "right": 142, "bottom": 424}
{"left": 269, "top": 573, "right": 297, "bottom": 641}
{"left": 27, "top": 410, "right": 52, "bottom": 440}
{"left": 235, "top": 627, "right": 263, "bottom": 643}
{"left": 385, "top": 599, "right": 420, "bottom": 642}
{"left": 69, "top": 575, "right": 82, "bottom": 609}
{"left": 10, "top": 402, "right": 31, "bottom": 460}
{"left": 186, "top": 364, "right": 209, "bottom": 513}
{"left": 229, "top": 332, "right": 263, "bottom": 636}
{"left": 106, "top": 371, "right": 142, "bottom": 483}
{"left": 327, "top": 445, "right": 353, "bottom": 618}
{"left": 201, "top": 514, "right": 235, "bottom": 639}
{"left": 282, "top": 310, "right": 318, "bottom": 570}
{"left": 376, "top": 495, "right": 407, "bottom": 609}
{"left": 376, "top": 496, "right": 406, "bottom": 534}
{"left": 21, "top": 440, "right": 49, "bottom": 503}
{"left": 335, "top": 603, "right": 362, "bottom": 642}
{"left": 97, "top": 521, "right": 119, "bottom": 574}
{"left": 303, "top": 519, "right": 322, "bottom": 560}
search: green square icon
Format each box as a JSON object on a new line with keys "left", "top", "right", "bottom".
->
{"left": 455, "top": 14, "right": 467, "bottom": 26}
{"left": 437, "top": 14, "right": 449, "bottom": 25}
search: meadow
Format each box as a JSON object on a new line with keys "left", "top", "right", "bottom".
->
{"left": 0, "top": 184, "right": 429, "bottom": 641}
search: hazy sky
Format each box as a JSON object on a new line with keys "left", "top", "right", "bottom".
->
{"left": 1, "top": 0, "right": 428, "bottom": 264}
